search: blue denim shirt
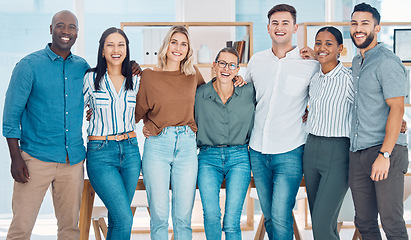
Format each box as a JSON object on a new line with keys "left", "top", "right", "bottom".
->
{"left": 350, "top": 44, "right": 408, "bottom": 152}
{"left": 3, "top": 44, "right": 90, "bottom": 164}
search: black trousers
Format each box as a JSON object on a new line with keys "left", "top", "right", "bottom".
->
{"left": 349, "top": 144, "right": 409, "bottom": 240}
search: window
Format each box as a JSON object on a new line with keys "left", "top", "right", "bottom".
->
{"left": 236, "top": 0, "right": 325, "bottom": 53}
{"left": 0, "top": 0, "right": 175, "bottom": 216}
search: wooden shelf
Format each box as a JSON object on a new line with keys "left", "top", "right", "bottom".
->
{"left": 140, "top": 63, "right": 248, "bottom": 69}
{"left": 122, "top": 22, "right": 253, "bottom": 80}
{"left": 121, "top": 21, "right": 253, "bottom": 63}
{"left": 121, "top": 21, "right": 254, "bottom": 27}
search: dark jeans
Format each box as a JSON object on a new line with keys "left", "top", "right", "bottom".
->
{"left": 349, "top": 144, "right": 408, "bottom": 240}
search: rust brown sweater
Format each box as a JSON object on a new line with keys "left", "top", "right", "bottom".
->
{"left": 135, "top": 66, "right": 205, "bottom": 136}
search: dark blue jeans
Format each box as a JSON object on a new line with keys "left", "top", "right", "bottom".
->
{"left": 86, "top": 137, "right": 141, "bottom": 240}
{"left": 197, "top": 145, "right": 251, "bottom": 240}
{"left": 250, "top": 145, "right": 304, "bottom": 240}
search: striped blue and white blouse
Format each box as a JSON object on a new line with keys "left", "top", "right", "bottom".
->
{"left": 83, "top": 71, "right": 139, "bottom": 136}
{"left": 306, "top": 62, "right": 354, "bottom": 138}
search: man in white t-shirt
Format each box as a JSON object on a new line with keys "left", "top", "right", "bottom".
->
{"left": 244, "top": 4, "right": 318, "bottom": 239}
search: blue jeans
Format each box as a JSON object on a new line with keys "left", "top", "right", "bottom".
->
{"left": 86, "top": 137, "right": 142, "bottom": 240}
{"left": 142, "top": 126, "right": 198, "bottom": 240}
{"left": 250, "top": 145, "right": 304, "bottom": 240}
{"left": 197, "top": 145, "right": 251, "bottom": 240}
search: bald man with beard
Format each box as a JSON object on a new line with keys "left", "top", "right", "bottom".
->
{"left": 3, "top": 10, "right": 89, "bottom": 239}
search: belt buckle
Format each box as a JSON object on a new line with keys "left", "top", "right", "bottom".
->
{"left": 115, "top": 134, "right": 125, "bottom": 141}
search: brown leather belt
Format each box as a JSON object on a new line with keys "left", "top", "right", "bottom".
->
{"left": 88, "top": 132, "right": 137, "bottom": 141}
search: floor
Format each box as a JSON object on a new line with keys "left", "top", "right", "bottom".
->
{"left": 1, "top": 203, "right": 410, "bottom": 240}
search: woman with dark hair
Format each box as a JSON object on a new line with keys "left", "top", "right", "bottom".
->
{"left": 195, "top": 47, "right": 255, "bottom": 240}
{"left": 83, "top": 27, "right": 141, "bottom": 240}
{"left": 301, "top": 26, "right": 353, "bottom": 240}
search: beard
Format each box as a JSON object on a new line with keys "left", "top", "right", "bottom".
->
{"left": 351, "top": 32, "right": 374, "bottom": 49}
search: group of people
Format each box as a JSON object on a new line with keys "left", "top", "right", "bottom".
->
{"left": 2, "top": 2, "right": 409, "bottom": 240}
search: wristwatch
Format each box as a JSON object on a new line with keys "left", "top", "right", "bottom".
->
{"left": 378, "top": 151, "right": 391, "bottom": 159}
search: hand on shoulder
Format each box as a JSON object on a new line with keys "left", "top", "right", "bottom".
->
{"left": 300, "top": 46, "right": 315, "bottom": 60}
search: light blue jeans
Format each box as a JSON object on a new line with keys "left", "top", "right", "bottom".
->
{"left": 86, "top": 136, "right": 142, "bottom": 240}
{"left": 197, "top": 145, "right": 251, "bottom": 240}
{"left": 142, "top": 126, "right": 198, "bottom": 240}
{"left": 250, "top": 145, "right": 304, "bottom": 240}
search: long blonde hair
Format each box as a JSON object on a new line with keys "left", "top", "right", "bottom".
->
{"left": 157, "top": 25, "right": 195, "bottom": 75}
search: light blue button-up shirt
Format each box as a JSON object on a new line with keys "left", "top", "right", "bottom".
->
{"left": 350, "top": 44, "right": 408, "bottom": 152}
{"left": 3, "top": 44, "right": 90, "bottom": 164}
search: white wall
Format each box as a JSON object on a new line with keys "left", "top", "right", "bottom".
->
{"left": 176, "top": 0, "right": 237, "bottom": 80}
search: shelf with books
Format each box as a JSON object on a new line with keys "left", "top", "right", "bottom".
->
{"left": 120, "top": 22, "right": 253, "bottom": 80}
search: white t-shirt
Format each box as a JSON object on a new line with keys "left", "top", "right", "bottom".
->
{"left": 245, "top": 47, "right": 319, "bottom": 154}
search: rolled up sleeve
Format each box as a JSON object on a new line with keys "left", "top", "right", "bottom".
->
{"left": 3, "top": 60, "right": 33, "bottom": 139}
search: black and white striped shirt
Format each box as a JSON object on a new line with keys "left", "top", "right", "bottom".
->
{"left": 306, "top": 62, "right": 354, "bottom": 138}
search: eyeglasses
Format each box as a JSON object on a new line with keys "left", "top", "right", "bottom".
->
{"left": 215, "top": 60, "right": 238, "bottom": 70}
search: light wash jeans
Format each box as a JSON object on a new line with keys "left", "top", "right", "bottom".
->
{"left": 86, "top": 136, "right": 142, "bottom": 240}
{"left": 250, "top": 145, "right": 304, "bottom": 240}
{"left": 142, "top": 126, "right": 198, "bottom": 240}
{"left": 197, "top": 145, "right": 251, "bottom": 240}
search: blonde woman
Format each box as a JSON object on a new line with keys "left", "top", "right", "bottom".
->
{"left": 135, "top": 25, "right": 205, "bottom": 240}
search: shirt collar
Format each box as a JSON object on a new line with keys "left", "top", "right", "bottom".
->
{"left": 287, "top": 46, "right": 301, "bottom": 58}
{"left": 45, "top": 43, "right": 73, "bottom": 61}
{"left": 319, "top": 61, "right": 343, "bottom": 78}
{"left": 270, "top": 46, "right": 301, "bottom": 60}
{"left": 203, "top": 78, "right": 240, "bottom": 101}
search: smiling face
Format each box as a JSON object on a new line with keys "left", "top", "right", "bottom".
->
{"left": 214, "top": 52, "right": 240, "bottom": 84}
{"left": 166, "top": 32, "right": 189, "bottom": 65}
{"left": 350, "top": 11, "right": 380, "bottom": 50}
{"left": 314, "top": 31, "right": 343, "bottom": 67}
{"left": 267, "top": 11, "right": 298, "bottom": 46}
{"left": 50, "top": 11, "right": 78, "bottom": 56}
{"left": 102, "top": 32, "right": 127, "bottom": 68}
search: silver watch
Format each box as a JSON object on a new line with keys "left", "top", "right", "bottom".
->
{"left": 378, "top": 151, "right": 390, "bottom": 159}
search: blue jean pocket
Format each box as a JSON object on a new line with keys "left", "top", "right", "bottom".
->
{"left": 234, "top": 144, "right": 249, "bottom": 152}
{"left": 151, "top": 128, "right": 165, "bottom": 138}
{"left": 187, "top": 128, "right": 196, "bottom": 137}
{"left": 199, "top": 146, "right": 210, "bottom": 153}
{"left": 87, "top": 140, "right": 107, "bottom": 152}
{"left": 128, "top": 137, "right": 139, "bottom": 147}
